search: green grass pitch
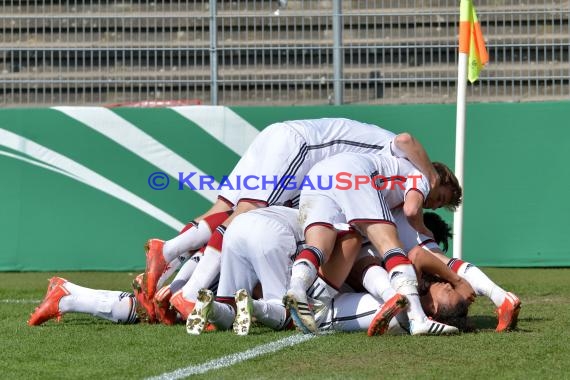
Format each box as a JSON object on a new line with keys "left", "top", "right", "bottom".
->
{"left": 2, "top": 268, "right": 570, "bottom": 379}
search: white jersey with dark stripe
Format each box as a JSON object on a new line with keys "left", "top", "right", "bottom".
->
{"left": 299, "top": 152, "right": 430, "bottom": 228}
{"left": 284, "top": 118, "right": 396, "bottom": 162}
{"left": 219, "top": 118, "right": 398, "bottom": 207}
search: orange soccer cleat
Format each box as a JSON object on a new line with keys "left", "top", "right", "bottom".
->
{"left": 169, "top": 290, "right": 196, "bottom": 320}
{"left": 496, "top": 292, "right": 521, "bottom": 332}
{"left": 142, "top": 239, "right": 166, "bottom": 300}
{"left": 154, "top": 285, "right": 178, "bottom": 325}
{"left": 132, "top": 273, "right": 157, "bottom": 323}
{"left": 367, "top": 293, "right": 409, "bottom": 337}
{"left": 28, "top": 277, "right": 70, "bottom": 326}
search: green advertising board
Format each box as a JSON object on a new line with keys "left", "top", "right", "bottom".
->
{"left": 0, "top": 102, "right": 568, "bottom": 270}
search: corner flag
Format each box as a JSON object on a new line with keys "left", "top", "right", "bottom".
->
{"left": 459, "top": 0, "right": 489, "bottom": 83}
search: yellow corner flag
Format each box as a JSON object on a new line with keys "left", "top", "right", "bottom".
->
{"left": 459, "top": 0, "right": 489, "bottom": 83}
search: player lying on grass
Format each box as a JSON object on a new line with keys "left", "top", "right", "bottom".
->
{"left": 414, "top": 212, "right": 521, "bottom": 332}
{"left": 283, "top": 152, "right": 466, "bottom": 335}
{"left": 140, "top": 118, "right": 441, "bottom": 313}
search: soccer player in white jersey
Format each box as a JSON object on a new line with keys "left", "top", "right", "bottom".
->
{"left": 142, "top": 118, "right": 442, "bottom": 317}
{"left": 284, "top": 152, "right": 464, "bottom": 335}
{"left": 185, "top": 205, "right": 407, "bottom": 336}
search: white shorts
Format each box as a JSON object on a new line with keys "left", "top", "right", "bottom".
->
{"left": 218, "top": 123, "right": 313, "bottom": 207}
{"left": 299, "top": 154, "right": 395, "bottom": 230}
{"left": 216, "top": 211, "right": 299, "bottom": 301}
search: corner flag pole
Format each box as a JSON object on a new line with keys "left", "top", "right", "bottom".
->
{"left": 453, "top": 0, "right": 488, "bottom": 259}
{"left": 453, "top": 52, "right": 467, "bottom": 260}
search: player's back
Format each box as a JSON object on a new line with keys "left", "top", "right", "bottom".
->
{"left": 282, "top": 118, "right": 395, "bottom": 160}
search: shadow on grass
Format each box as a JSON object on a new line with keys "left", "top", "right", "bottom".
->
{"left": 468, "top": 314, "right": 540, "bottom": 333}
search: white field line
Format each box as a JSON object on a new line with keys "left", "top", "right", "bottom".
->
{"left": 0, "top": 299, "right": 41, "bottom": 304}
{"left": 146, "top": 333, "right": 316, "bottom": 380}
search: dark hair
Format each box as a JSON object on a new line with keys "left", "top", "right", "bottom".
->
{"left": 433, "top": 162, "right": 463, "bottom": 211}
{"left": 432, "top": 298, "right": 470, "bottom": 332}
{"left": 423, "top": 212, "right": 453, "bottom": 252}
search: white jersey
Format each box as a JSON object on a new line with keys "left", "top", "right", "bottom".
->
{"left": 284, "top": 118, "right": 397, "bottom": 162}
{"left": 219, "top": 118, "right": 400, "bottom": 207}
{"left": 299, "top": 152, "right": 430, "bottom": 229}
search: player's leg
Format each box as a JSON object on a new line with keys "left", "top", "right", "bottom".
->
{"left": 143, "top": 211, "right": 231, "bottom": 300}
{"left": 182, "top": 201, "right": 263, "bottom": 307}
{"left": 285, "top": 224, "right": 336, "bottom": 334}
{"left": 319, "top": 292, "right": 407, "bottom": 335}
{"left": 187, "top": 212, "right": 262, "bottom": 334}
{"left": 235, "top": 213, "right": 298, "bottom": 335}
{"left": 28, "top": 277, "right": 138, "bottom": 326}
{"left": 442, "top": 256, "right": 520, "bottom": 331}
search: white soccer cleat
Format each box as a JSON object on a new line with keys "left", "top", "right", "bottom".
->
{"left": 283, "top": 288, "right": 317, "bottom": 334}
{"left": 409, "top": 317, "right": 459, "bottom": 336}
{"left": 233, "top": 289, "right": 254, "bottom": 336}
{"left": 186, "top": 288, "right": 214, "bottom": 336}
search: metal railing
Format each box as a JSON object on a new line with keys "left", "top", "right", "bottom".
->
{"left": 0, "top": 0, "right": 568, "bottom": 106}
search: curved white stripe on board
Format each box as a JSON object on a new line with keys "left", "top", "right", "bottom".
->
{"left": 53, "top": 106, "right": 219, "bottom": 203}
{"left": 0, "top": 149, "right": 80, "bottom": 180}
{"left": 0, "top": 129, "right": 184, "bottom": 231}
{"left": 171, "top": 106, "right": 259, "bottom": 156}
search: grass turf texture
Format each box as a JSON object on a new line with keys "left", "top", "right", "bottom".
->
{"left": 2, "top": 268, "right": 569, "bottom": 379}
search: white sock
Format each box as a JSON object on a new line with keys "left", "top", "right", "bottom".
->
{"left": 182, "top": 249, "right": 221, "bottom": 301}
{"left": 389, "top": 264, "right": 426, "bottom": 322}
{"left": 362, "top": 265, "right": 397, "bottom": 302}
{"left": 60, "top": 283, "right": 137, "bottom": 323}
{"left": 157, "top": 251, "right": 193, "bottom": 289}
{"left": 208, "top": 301, "right": 235, "bottom": 330}
{"left": 457, "top": 262, "right": 507, "bottom": 307}
{"left": 290, "top": 260, "right": 317, "bottom": 292}
{"left": 167, "top": 252, "right": 202, "bottom": 294}
{"left": 253, "top": 299, "right": 288, "bottom": 330}
{"left": 163, "top": 219, "right": 213, "bottom": 262}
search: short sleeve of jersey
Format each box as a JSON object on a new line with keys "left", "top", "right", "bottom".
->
{"left": 405, "top": 170, "right": 430, "bottom": 200}
{"left": 389, "top": 138, "right": 406, "bottom": 158}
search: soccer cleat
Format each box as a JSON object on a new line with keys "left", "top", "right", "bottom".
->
{"left": 283, "top": 289, "right": 317, "bottom": 334}
{"left": 233, "top": 289, "right": 254, "bottom": 336}
{"left": 367, "top": 294, "right": 409, "bottom": 337}
{"left": 28, "top": 277, "right": 70, "bottom": 326}
{"left": 186, "top": 288, "right": 214, "bottom": 335}
{"left": 169, "top": 290, "right": 196, "bottom": 320}
{"left": 154, "top": 285, "right": 178, "bottom": 325}
{"left": 132, "top": 274, "right": 157, "bottom": 323}
{"left": 142, "top": 238, "right": 166, "bottom": 300}
{"left": 495, "top": 292, "right": 521, "bottom": 332}
{"left": 409, "top": 317, "right": 459, "bottom": 336}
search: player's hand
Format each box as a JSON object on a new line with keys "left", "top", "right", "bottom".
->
{"left": 453, "top": 278, "right": 476, "bottom": 304}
